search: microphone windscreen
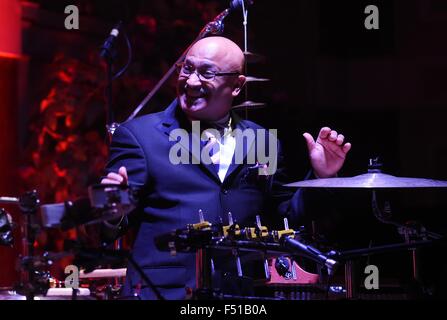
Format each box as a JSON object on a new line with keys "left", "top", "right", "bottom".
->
{"left": 230, "top": 0, "right": 254, "bottom": 11}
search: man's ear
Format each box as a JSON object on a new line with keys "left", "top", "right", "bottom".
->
{"left": 232, "top": 75, "right": 246, "bottom": 97}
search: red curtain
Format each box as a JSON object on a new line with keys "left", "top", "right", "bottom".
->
{"left": 0, "top": 56, "right": 21, "bottom": 287}
{"left": 0, "top": 0, "right": 22, "bottom": 287}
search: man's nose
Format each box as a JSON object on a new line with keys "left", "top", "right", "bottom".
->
{"left": 185, "top": 72, "right": 202, "bottom": 87}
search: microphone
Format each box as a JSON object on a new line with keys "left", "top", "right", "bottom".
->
{"left": 230, "top": 0, "right": 254, "bottom": 11}
{"left": 208, "top": 0, "right": 254, "bottom": 33}
{"left": 100, "top": 21, "right": 123, "bottom": 59}
{"left": 281, "top": 236, "right": 338, "bottom": 274}
{"left": 206, "top": 9, "right": 231, "bottom": 35}
{"left": 212, "top": 9, "right": 231, "bottom": 24}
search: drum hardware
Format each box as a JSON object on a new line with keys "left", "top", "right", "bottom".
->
{"left": 370, "top": 188, "right": 443, "bottom": 296}
{"left": 232, "top": 100, "right": 266, "bottom": 109}
{"left": 13, "top": 256, "right": 52, "bottom": 299}
{"left": 285, "top": 158, "right": 447, "bottom": 299}
{"left": 344, "top": 260, "right": 357, "bottom": 300}
{"left": 0, "top": 196, "right": 20, "bottom": 204}
{"left": 36, "top": 184, "right": 138, "bottom": 298}
{"left": 62, "top": 238, "right": 165, "bottom": 300}
{"left": 1, "top": 190, "right": 43, "bottom": 300}
{"left": 7, "top": 157, "right": 446, "bottom": 299}
{"left": 366, "top": 159, "right": 444, "bottom": 297}
{"left": 0, "top": 185, "right": 150, "bottom": 300}
{"left": 7, "top": 247, "right": 89, "bottom": 300}
{"left": 275, "top": 256, "right": 293, "bottom": 279}
{"left": 86, "top": 182, "right": 137, "bottom": 293}
{"left": 284, "top": 172, "right": 447, "bottom": 188}
{"left": 268, "top": 256, "right": 319, "bottom": 284}
{"left": 156, "top": 211, "right": 340, "bottom": 299}
{"left": 244, "top": 51, "right": 266, "bottom": 64}
{"left": 39, "top": 184, "right": 139, "bottom": 230}
{"left": 324, "top": 236, "right": 447, "bottom": 298}
{"left": 0, "top": 287, "right": 91, "bottom": 300}
{"left": 40, "top": 183, "right": 139, "bottom": 298}
{"left": 0, "top": 208, "right": 13, "bottom": 246}
{"left": 79, "top": 268, "right": 127, "bottom": 279}
{"left": 10, "top": 256, "right": 92, "bottom": 300}
{"left": 245, "top": 76, "right": 270, "bottom": 82}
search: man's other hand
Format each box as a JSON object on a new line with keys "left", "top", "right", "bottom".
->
{"left": 101, "top": 166, "right": 128, "bottom": 185}
{"left": 303, "top": 127, "right": 351, "bottom": 178}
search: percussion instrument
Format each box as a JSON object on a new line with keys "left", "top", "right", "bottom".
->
{"left": 285, "top": 172, "right": 447, "bottom": 189}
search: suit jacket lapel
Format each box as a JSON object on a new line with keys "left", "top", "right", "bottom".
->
{"left": 156, "top": 99, "right": 221, "bottom": 184}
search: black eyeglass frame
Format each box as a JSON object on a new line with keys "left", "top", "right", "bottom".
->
{"left": 176, "top": 62, "right": 241, "bottom": 81}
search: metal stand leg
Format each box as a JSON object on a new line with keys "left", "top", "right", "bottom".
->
{"left": 195, "top": 248, "right": 214, "bottom": 299}
{"left": 412, "top": 248, "right": 420, "bottom": 283}
{"left": 345, "top": 260, "right": 357, "bottom": 299}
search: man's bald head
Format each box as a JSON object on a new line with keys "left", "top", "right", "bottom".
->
{"left": 177, "top": 36, "right": 246, "bottom": 121}
{"left": 187, "top": 36, "right": 245, "bottom": 73}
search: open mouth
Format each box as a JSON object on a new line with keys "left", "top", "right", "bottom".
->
{"left": 184, "top": 90, "right": 206, "bottom": 105}
{"left": 186, "top": 90, "right": 206, "bottom": 99}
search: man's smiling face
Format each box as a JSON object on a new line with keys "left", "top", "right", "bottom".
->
{"left": 176, "top": 37, "right": 246, "bottom": 121}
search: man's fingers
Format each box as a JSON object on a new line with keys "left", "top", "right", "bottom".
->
{"left": 303, "top": 132, "right": 315, "bottom": 150}
{"left": 342, "top": 142, "right": 352, "bottom": 154}
{"left": 336, "top": 134, "right": 344, "bottom": 146}
{"left": 318, "top": 127, "right": 331, "bottom": 139}
{"left": 101, "top": 178, "right": 121, "bottom": 185}
{"left": 101, "top": 167, "right": 129, "bottom": 185}
{"left": 118, "top": 166, "right": 128, "bottom": 183}
{"left": 328, "top": 130, "right": 338, "bottom": 141}
{"left": 307, "top": 127, "right": 352, "bottom": 156}
{"left": 106, "top": 172, "right": 124, "bottom": 183}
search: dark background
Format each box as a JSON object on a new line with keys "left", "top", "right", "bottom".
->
{"left": 3, "top": 0, "right": 447, "bottom": 296}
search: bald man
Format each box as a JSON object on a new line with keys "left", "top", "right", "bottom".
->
{"left": 102, "top": 36, "right": 351, "bottom": 300}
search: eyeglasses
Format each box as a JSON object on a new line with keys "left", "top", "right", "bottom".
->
{"left": 176, "top": 62, "right": 240, "bottom": 82}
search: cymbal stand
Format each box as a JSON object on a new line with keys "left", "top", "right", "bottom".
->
{"left": 328, "top": 236, "right": 445, "bottom": 299}
{"left": 195, "top": 246, "right": 215, "bottom": 299}
{"left": 370, "top": 189, "right": 442, "bottom": 295}
{"left": 241, "top": 1, "right": 249, "bottom": 120}
{"left": 237, "top": 1, "right": 268, "bottom": 119}
{"left": 344, "top": 260, "right": 357, "bottom": 299}
{"left": 5, "top": 190, "right": 49, "bottom": 300}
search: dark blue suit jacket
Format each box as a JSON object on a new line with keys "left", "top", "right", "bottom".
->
{"left": 105, "top": 99, "right": 309, "bottom": 299}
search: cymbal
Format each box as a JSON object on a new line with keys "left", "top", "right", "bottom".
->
{"left": 245, "top": 76, "right": 270, "bottom": 82}
{"left": 232, "top": 100, "right": 266, "bottom": 109}
{"left": 284, "top": 172, "right": 447, "bottom": 189}
{"left": 244, "top": 51, "right": 266, "bottom": 63}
